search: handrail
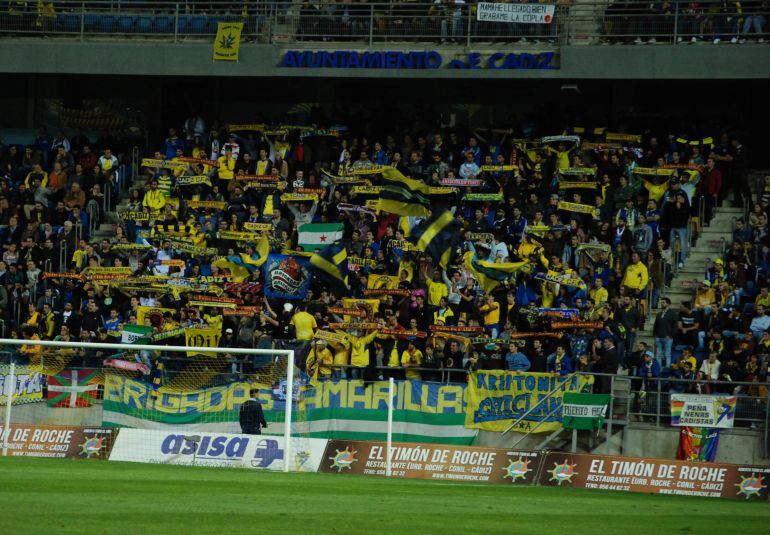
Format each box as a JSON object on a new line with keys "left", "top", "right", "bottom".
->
{"left": 501, "top": 372, "right": 578, "bottom": 436}
{"left": 0, "top": 1, "right": 767, "bottom": 46}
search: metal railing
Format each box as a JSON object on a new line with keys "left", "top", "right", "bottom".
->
{"left": 0, "top": 1, "right": 767, "bottom": 45}
{"left": 626, "top": 374, "right": 769, "bottom": 427}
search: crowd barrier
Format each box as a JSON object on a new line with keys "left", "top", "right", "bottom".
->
{"left": 2, "top": 424, "right": 768, "bottom": 501}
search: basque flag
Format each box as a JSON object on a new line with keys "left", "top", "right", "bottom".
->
{"left": 47, "top": 369, "right": 100, "bottom": 408}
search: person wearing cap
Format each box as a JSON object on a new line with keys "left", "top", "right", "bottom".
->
{"left": 636, "top": 350, "right": 661, "bottom": 380}
{"left": 694, "top": 279, "right": 717, "bottom": 326}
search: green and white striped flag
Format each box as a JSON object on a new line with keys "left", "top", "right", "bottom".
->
{"left": 121, "top": 324, "right": 153, "bottom": 345}
{"left": 298, "top": 223, "right": 344, "bottom": 252}
{"left": 562, "top": 393, "right": 610, "bottom": 430}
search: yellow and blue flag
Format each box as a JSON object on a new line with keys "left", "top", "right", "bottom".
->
{"left": 410, "top": 209, "right": 460, "bottom": 269}
{"left": 463, "top": 251, "right": 531, "bottom": 293}
{"left": 376, "top": 167, "right": 431, "bottom": 217}
{"left": 310, "top": 243, "right": 350, "bottom": 294}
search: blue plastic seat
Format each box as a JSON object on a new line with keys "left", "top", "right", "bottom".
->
{"left": 57, "top": 13, "right": 80, "bottom": 32}
{"left": 117, "top": 16, "right": 135, "bottom": 33}
{"left": 98, "top": 15, "right": 116, "bottom": 33}
{"left": 83, "top": 13, "right": 100, "bottom": 30}
{"left": 189, "top": 16, "right": 207, "bottom": 34}
{"left": 154, "top": 15, "right": 173, "bottom": 33}
{"left": 136, "top": 16, "right": 153, "bottom": 34}
{"left": 177, "top": 14, "right": 191, "bottom": 34}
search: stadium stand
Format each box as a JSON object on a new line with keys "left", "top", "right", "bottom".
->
{"left": 0, "top": 112, "right": 766, "bottom": 422}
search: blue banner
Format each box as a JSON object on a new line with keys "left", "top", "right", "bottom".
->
{"left": 264, "top": 254, "right": 312, "bottom": 300}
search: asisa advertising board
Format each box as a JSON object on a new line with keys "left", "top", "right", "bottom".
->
{"left": 109, "top": 429, "right": 328, "bottom": 472}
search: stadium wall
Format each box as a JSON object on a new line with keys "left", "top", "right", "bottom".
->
{"left": 1, "top": 42, "right": 770, "bottom": 79}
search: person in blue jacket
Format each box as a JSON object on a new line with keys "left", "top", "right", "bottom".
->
{"left": 505, "top": 341, "right": 531, "bottom": 371}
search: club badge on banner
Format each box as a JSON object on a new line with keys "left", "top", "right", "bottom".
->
{"left": 538, "top": 452, "right": 770, "bottom": 500}
{"left": 0, "top": 365, "right": 44, "bottom": 405}
{"left": 465, "top": 371, "right": 592, "bottom": 433}
{"left": 670, "top": 394, "right": 737, "bottom": 428}
{"left": 320, "top": 440, "right": 542, "bottom": 484}
{"left": 264, "top": 254, "right": 312, "bottom": 300}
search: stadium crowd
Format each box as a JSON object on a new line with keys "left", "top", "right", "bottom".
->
{"left": 0, "top": 113, "right": 767, "bottom": 402}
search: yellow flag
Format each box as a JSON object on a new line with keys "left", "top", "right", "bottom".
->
{"left": 185, "top": 327, "right": 222, "bottom": 357}
{"left": 213, "top": 22, "right": 243, "bottom": 61}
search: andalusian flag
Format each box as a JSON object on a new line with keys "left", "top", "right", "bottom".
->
{"left": 463, "top": 251, "right": 530, "bottom": 293}
{"left": 298, "top": 223, "right": 344, "bottom": 252}
{"left": 47, "top": 369, "right": 100, "bottom": 407}
{"left": 376, "top": 167, "right": 431, "bottom": 217}
{"left": 213, "top": 21, "right": 243, "bottom": 61}
{"left": 562, "top": 393, "right": 610, "bottom": 430}
{"left": 121, "top": 324, "right": 153, "bottom": 345}
{"left": 310, "top": 243, "right": 350, "bottom": 294}
{"left": 410, "top": 209, "right": 460, "bottom": 269}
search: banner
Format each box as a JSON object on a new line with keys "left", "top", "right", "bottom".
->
{"left": 187, "top": 200, "right": 225, "bottom": 210}
{"left": 557, "top": 201, "right": 596, "bottom": 214}
{"left": 678, "top": 427, "right": 720, "bottom": 462}
{"left": 213, "top": 21, "right": 243, "bottom": 61}
{"left": 103, "top": 359, "right": 150, "bottom": 374}
{"left": 320, "top": 440, "right": 542, "bottom": 484}
{"left": 185, "top": 327, "right": 222, "bottom": 357}
{"left": 102, "top": 376, "right": 476, "bottom": 444}
{"left": 561, "top": 393, "right": 610, "bottom": 430}
{"left": 109, "top": 429, "right": 326, "bottom": 472}
{"left": 175, "top": 175, "right": 211, "bottom": 187}
{"left": 47, "top": 369, "right": 100, "bottom": 408}
{"left": 0, "top": 365, "right": 44, "bottom": 405}
{"left": 0, "top": 424, "right": 115, "bottom": 459}
{"left": 538, "top": 452, "right": 770, "bottom": 500}
{"left": 264, "top": 254, "right": 312, "bottom": 300}
{"left": 670, "top": 394, "right": 737, "bottom": 428}
{"left": 465, "top": 371, "right": 591, "bottom": 433}
{"left": 476, "top": 3, "right": 555, "bottom": 24}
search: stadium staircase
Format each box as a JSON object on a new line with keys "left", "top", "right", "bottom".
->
{"left": 635, "top": 204, "right": 743, "bottom": 350}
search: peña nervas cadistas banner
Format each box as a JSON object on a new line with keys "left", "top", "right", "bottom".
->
{"left": 538, "top": 452, "right": 770, "bottom": 500}
{"left": 319, "top": 440, "right": 543, "bottom": 484}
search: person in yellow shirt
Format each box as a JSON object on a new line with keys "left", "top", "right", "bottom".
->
{"left": 621, "top": 251, "right": 649, "bottom": 296}
{"left": 306, "top": 340, "right": 334, "bottom": 383}
{"left": 478, "top": 294, "right": 501, "bottom": 337}
{"left": 289, "top": 305, "right": 317, "bottom": 341}
{"left": 344, "top": 328, "right": 379, "bottom": 379}
{"left": 694, "top": 279, "right": 717, "bottom": 326}
{"left": 24, "top": 163, "right": 48, "bottom": 189}
{"left": 401, "top": 341, "right": 423, "bottom": 380}
{"left": 142, "top": 179, "right": 166, "bottom": 213}
{"left": 217, "top": 147, "right": 236, "bottom": 180}
{"left": 328, "top": 338, "right": 350, "bottom": 380}
{"left": 589, "top": 277, "right": 608, "bottom": 305}
{"left": 433, "top": 298, "right": 454, "bottom": 325}
{"left": 425, "top": 269, "right": 448, "bottom": 306}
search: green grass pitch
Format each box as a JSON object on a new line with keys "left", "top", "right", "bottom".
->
{"left": 1, "top": 458, "right": 768, "bottom": 534}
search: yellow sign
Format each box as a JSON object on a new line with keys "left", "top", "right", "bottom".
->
{"left": 185, "top": 327, "right": 222, "bottom": 357}
{"left": 465, "top": 371, "right": 592, "bottom": 433}
{"left": 213, "top": 22, "right": 243, "bottom": 61}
